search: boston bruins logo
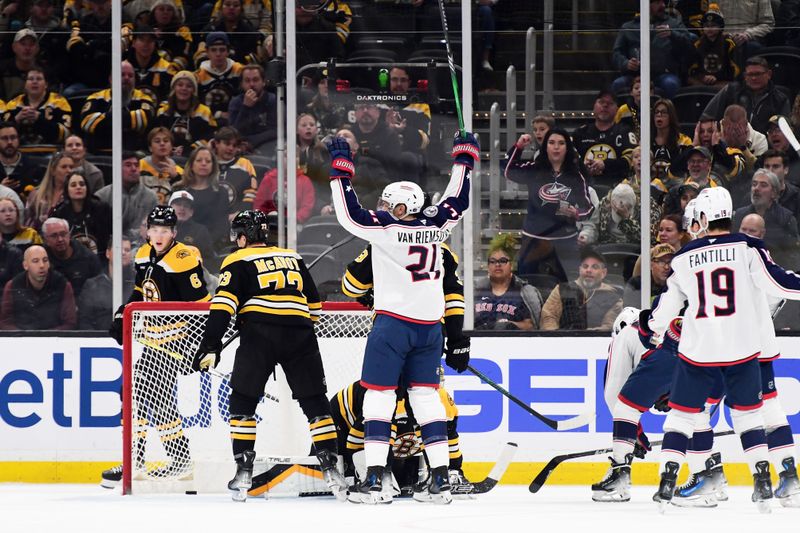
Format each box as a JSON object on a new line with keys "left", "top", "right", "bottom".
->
{"left": 142, "top": 278, "right": 162, "bottom": 302}
{"left": 586, "top": 143, "right": 617, "bottom": 161}
{"left": 703, "top": 53, "right": 722, "bottom": 75}
{"left": 392, "top": 431, "right": 422, "bottom": 458}
{"left": 219, "top": 181, "right": 236, "bottom": 207}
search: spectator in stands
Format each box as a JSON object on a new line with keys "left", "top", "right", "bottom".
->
{"left": 572, "top": 89, "right": 637, "bottom": 188}
{"left": 195, "top": 32, "right": 244, "bottom": 124}
{"left": 617, "top": 145, "right": 663, "bottom": 240}
{"left": 611, "top": 0, "right": 694, "bottom": 99}
{"left": 305, "top": 68, "right": 348, "bottom": 135}
{"left": 504, "top": 128, "right": 594, "bottom": 282}
{"left": 210, "top": 0, "right": 273, "bottom": 40}
{"left": 154, "top": 70, "right": 217, "bottom": 155}
{"left": 733, "top": 168, "right": 800, "bottom": 266}
{"left": 295, "top": 4, "right": 343, "bottom": 67}
{"left": 721, "top": 104, "right": 768, "bottom": 204}
{"left": 168, "top": 190, "right": 216, "bottom": 272}
{"left": 80, "top": 61, "right": 156, "bottom": 154}
{"left": 762, "top": 149, "right": 800, "bottom": 221}
{"left": 764, "top": 116, "right": 800, "bottom": 181}
{"left": 296, "top": 112, "right": 328, "bottom": 188}
{"left": 65, "top": 0, "right": 112, "bottom": 94}
{"left": 124, "top": 23, "right": 175, "bottom": 103}
{"left": 0, "top": 28, "right": 40, "bottom": 102}
{"left": 0, "top": 196, "right": 42, "bottom": 250}
{"left": 386, "top": 66, "right": 431, "bottom": 163}
{"left": 623, "top": 243, "right": 675, "bottom": 307}
{"left": 0, "top": 122, "right": 44, "bottom": 200}
{"left": 0, "top": 232, "right": 22, "bottom": 288}
{"left": 51, "top": 171, "right": 111, "bottom": 256}
{"left": 228, "top": 64, "right": 276, "bottom": 155}
{"left": 351, "top": 101, "right": 420, "bottom": 183}
{"left": 702, "top": 56, "right": 790, "bottom": 135}
{"left": 540, "top": 248, "right": 623, "bottom": 331}
{"left": 0, "top": 244, "right": 76, "bottom": 330}
{"left": 474, "top": 233, "right": 541, "bottom": 331}
{"left": 4, "top": 66, "right": 71, "bottom": 154}
{"left": 692, "top": 117, "right": 748, "bottom": 188}
{"left": 78, "top": 235, "right": 134, "bottom": 330}
{"left": 715, "top": 0, "right": 774, "bottom": 58}
{"left": 0, "top": 181, "right": 23, "bottom": 216}
{"left": 145, "top": 0, "right": 192, "bottom": 71}
{"left": 614, "top": 76, "right": 642, "bottom": 137}
{"left": 139, "top": 127, "right": 183, "bottom": 205}
{"left": 595, "top": 182, "right": 640, "bottom": 244}
{"left": 211, "top": 126, "right": 257, "bottom": 214}
{"left": 254, "top": 155, "right": 316, "bottom": 225}
{"left": 25, "top": 151, "right": 75, "bottom": 231}
{"left": 41, "top": 216, "right": 101, "bottom": 296}
{"left": 198, "top": 0, "right": 266, "bottom": 66}
{"left": 63, "top": 134, "right": 104, "bottom": 191}
{"left": 23, "top": 0, "right": 68, "bottom": 86}
{"left": 656, "top": 213, "right": 689, "bottom": 251}
{"left": 651, "top": 98, "right": 692, "bottom": 180}
{"left": 687, "top": 4, "right": 739, "bottom": 88}
{"left": 95, "top": 152, "right": 158, "bottom": 238}
{"left": 173, "top": 146, "right": 228, "bottom": 243}
{"left": 530, "top": 115, "right": 555, "bottom": 159}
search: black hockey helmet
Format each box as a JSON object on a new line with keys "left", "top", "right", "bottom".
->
{"left": 231, "top": 209, "right": 270, "bottom": 244}
{"left": 147, "top": 205, "right": 177, "bottom": 228}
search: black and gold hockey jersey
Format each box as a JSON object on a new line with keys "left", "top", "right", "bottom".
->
{"left": 218, "top": 156, "right": 258, "bottom": 212}
{"left": 129, "top": 241, "right": 210, "bottom": 304}
{"left": 341, "top": 243, "right": 465, "bottom": 335}
{"left": 154, "top": 102, "right": 217, "bottom": 153}
{"left": 208, "top": 245, "right": 322, "bottom": 329}
{"left": 195, "top": 60, "right": 245, "bottom": 120}
{"left": 3, "top": 91, "right": 72, "bottom": 154}
{"left": 80, "top": 88, "right": 156, "bottom": 153}
{"left": 139, "top": 157, "right": 185, "bottom": 206}
{"left": 127, "top": 52, "right": 177, "bottom": 103}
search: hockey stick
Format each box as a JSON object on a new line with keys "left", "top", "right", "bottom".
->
{"left": 466, "top": 364, "right": 595, "bottom": 431}
{"left": 778, "top": 116, "right": 800, "bottom": 157}
{"left": 469, "top": 442, "right": 518, "bottom": 494}
{"left": 437, "top": 0, "right": 465, "bottom": 138}
{"left": 528, "top": 429, "right": 736, "bottom": 493}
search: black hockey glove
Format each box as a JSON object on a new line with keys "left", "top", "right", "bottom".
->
{"left": 192, "top": 339, "right": 222, "bottom": 373}
{"left": 356, "top": 288, "right": 374, "bottom": 310}
{"left": 633, "top": 423, "right": 651, "bottom": 460}
{"left": 445, "top": 336, "right": 470, "bottom": 373}
{"left": 653, "top": 393, "right": 671, "bottom": 413}
{"left": 108, "top": 310, "right": 124, "bottom": 346}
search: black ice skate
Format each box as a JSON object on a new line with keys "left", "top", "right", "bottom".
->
{"left": 228, "top": 450, "right": 255, "bottom": 502}
{"left": 356, "top": 465, "right": 390, "bottom": 505}
{"left": 591, "top": 454, "right": 632, "bottom": 502}
{"left": 672, "top": 470, "right": 718, "bottom": 508}
{"left": 316, "top": 449, "right": 348, "bottom": 502}
{"left": 654, "top": 461, "right": 680, "bottom": 513}
{"left": 775, "top": 457, "right": 800, "bottom": 507}
{"left": 449, "top": 469, "right": 475, "bottom": 499}
{"left": 100, "top": 465, "right": 123, "bottom": 489}
{"left": 752, "top": 460, "right": 773, "bottom": 514}
{"left": 426, "top": 466, "right": 453, "bottom": 504}
{"left": 707, "top": 452, "right": 728, "bottom": 501}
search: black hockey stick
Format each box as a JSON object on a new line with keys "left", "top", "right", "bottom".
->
{"left": 437, "top": 0, "right": 465, "bottom": 138}
{"left": 467, "top": 364, "right": 594, "bottom": 431}
{"left": 469, "top": 442, "right": 518, "bottom": 494}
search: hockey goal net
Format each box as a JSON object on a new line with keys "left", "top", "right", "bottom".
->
{"left": 122, "top": 301, "right": 371, "bottom": 494}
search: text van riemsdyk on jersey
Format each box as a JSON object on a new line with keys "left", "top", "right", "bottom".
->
{"left": 395, "top": 228, "right": 451, "bottom": 244}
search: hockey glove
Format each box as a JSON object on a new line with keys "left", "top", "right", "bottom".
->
{"left": 653, "top": 393, "right": 671, "bottom": 413}
{"left": 445, "top": 336, "right": 471, "bottom": 373}
{"left": 192, "top": 339, "right": 222, "bottom": 373}
{"left": 452, "top": 131, "right": 480, "bottom": 169}
{"left": 108, "top": 311, "right": 124, "bottom": 346}
{"left": 633, "top": 422, "right": 651, "bottom": 460}
{"left": 660, "top": 317, "right": 682, "bottom": 354}
{"left": 636, "top": 309, "right": 655, "bottom": 348}
{"left": 326, "top": 137, "right": 355, "bottom": 179}
{"left": 356, "top": 288, "right": 374, "bottom": 310}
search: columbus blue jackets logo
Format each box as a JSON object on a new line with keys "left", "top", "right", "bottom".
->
{"left": 423, "top": 205, "right": 438, "bottom": 217}
{"left": 538, "top": 182, "right": 572, "bottom": 206}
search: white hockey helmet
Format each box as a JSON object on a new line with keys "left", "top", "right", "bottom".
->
{"left": 682, "top": 198, "right": 698, "bottom": 232}
{"left": 378, "top": 181, "right": 425, "bottom": 216}
{"left": 689, "top": 187, "right": 732, "bottom": 237}
{"left": 612, "top": 306, "right": 640, "bottom": 337}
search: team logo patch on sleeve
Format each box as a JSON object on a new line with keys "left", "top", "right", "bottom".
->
{"left": 423, "top": 205, "right": 439, "bottom": 217}
{"left": 176, "top": 250, "right": 191, "bottom": 259}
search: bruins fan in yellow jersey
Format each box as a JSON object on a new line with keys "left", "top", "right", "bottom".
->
{"left": 192, "top": 210, "right": 348, "bottom": 502}
{"left": 101, "top": 205, "right": 210, "bottom": 490}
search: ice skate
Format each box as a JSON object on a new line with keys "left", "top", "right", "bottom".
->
{"left": 654, "top": 461, "right": 680, "bottom": 513}
{"left": 591, "top": 454, "right": 632, "bottom": 502}
{"left": 100, "top": 465, "right": 123, "bottom": 489}
{"left": 228, "top": 450, "right": 255, "bottom": 502}
{"left": 672, "top": 470, "right": 718, "bottom": 508}
{"left": 449, "top": 469, "right": 476, "bottom": 499}
{"left": 706, "top": 452, "right": 728, "bottom": 501}
{"left": 356, "top": 465, "right": 390, "bottom": 504}
{"left": 316, "top": 449, "right": 348, "bottom": 502}
{"left": 752, "top": 460, "right": 773, "bottom": 514}
{"left": 775, "top": 457, "right": 800, "bottom": 508}
{"left": 426, "top": 466, "right": 453, "bottom": 505}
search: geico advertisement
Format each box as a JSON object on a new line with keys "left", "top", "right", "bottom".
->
{"left": 2, "top": 336, "right": 800, "bottom": 462}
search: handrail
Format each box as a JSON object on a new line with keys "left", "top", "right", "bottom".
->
{"left": 489, "top": 102, "right": 501, "bottom": 231}
{"left": 525, "top": 27, "right": 536, "bottom": 119}
{"left": 543, "top": 0, "right": 554, "bottom": 110}
{"left": 505, "top": 65, "right": 517, "bottom": 145}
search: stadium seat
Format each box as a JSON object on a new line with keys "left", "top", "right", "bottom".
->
{"left": 347, "top": 48, "right": 398, "bottom": 63}
{"left": 671, "top": 86, "right": 720, "bottom": 125}
{"left": 518, "top": 273, "right": 560, "bottom": 300}
{"left": 757, "top": 46, "right": 800, "bottom": 100}
{"left": 594, "top": 243, "right": 640, "bottom": 282}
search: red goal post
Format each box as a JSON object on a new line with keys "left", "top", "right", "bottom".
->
{"left": 121, "top": 301, "right": 371, "bottom": 494}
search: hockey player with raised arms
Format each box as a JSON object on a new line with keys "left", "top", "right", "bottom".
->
{"left": 649, "top": 187, "right": 800, "bottom": 512}
{"left": 327, "top": 130, "right": 478, "bottom": 504}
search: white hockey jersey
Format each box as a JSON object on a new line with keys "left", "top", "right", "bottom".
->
{"left": 758, "top": 295, "right": 784, "bottom": 361}
{"left": 649, "top": 233, "right": 800, "bottom": 365}
{"left": 604, "top": 324, "right": 650, "bottom": 409}
{"left": 331, "top": 164, "right": 470, "bottom": 323}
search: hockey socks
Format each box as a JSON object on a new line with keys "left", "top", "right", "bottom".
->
{"left": 768, "top": 425, "right": 795, "bottom": 467}
{"left": 659, "top": 431, "right": 689, "bottom": 468}
{"left": 230, "top": 415, "right": 258, "bottom": 456}
{"left": 687, "top": 428, "right": 713, "bottom": 475}
{"left": 309, "top": 416, "right": 338, "bottom": 454}
{"left": 740, "top": 429, "right": 770, "bottom": 474}
{"left": 610, "top": 402, "right": 641, "bottom": 463}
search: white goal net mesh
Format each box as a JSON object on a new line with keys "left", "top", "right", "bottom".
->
{"left": 123, "top": 302, "right": 371, "bottom": 494}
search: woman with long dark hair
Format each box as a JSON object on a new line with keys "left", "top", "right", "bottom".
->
{"left": 503, "top": 127, "right": 594, "bottom": 281}
{"left": 24, "top": 152, "right": 75, "bottom": 231}
{"left": 651, "top": 98, "right": 692, "bottom": 187}
{"left": 52, "top": 171, "right": 112, "bottom": 256}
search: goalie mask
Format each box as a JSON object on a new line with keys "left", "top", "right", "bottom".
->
{"left": 378, "top": 181, "right": 425, "bottom": 217}
{"left": 147, "top": 205, "right": 178, "bottom": 228}
{"left": 612, "top": 306, "right": 640, "bottom": 337}
{"left": 231, "top": 209, "right": 271, "bottom": 244}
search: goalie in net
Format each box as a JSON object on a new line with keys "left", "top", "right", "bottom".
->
{"left": 103, "top": 205, "right": 211, "bottom": 489}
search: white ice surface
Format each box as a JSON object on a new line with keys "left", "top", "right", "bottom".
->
{"left": 0, "top": 484, "right": 796, "bottom": 533}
